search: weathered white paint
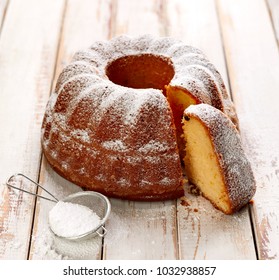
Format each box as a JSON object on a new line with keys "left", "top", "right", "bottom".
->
{"left": 1, "top": 0, "right": 278, "bottom": 260}
{"left": 166, "top": 0, "right": 256, "bottom": 260}
{"left": 217, "top": 0, "right": 279, "bottom": 259}
{"left": 0, "top": 0, "right": 65, "bottom": 259}
{"left": 102, "top": 0, "right": 179, "bottom": 260}
{"left": 267, "top": 0, "right": 279, "bottom": 43}
{"left": 29, "top": 0, "right": 113, "bottom": 260}
{"left": 0, "top": 0, "right": 8, "bottom": 28}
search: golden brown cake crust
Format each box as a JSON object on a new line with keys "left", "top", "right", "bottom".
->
{"left": 42, "top": 86, "right": 184, "bottom": 200}
{"left": 41, "top": 35, "right": 238, "bottom": 201}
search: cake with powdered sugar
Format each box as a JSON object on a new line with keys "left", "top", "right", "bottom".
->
{"left": 183, "top": 104, "right": 256, "bottom": 214}
{"left": 41, "top": 34, "right": 254, "bottom": 208}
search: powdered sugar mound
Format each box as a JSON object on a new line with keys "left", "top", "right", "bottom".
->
{"left": 49, "top": 201, "right": 101, "bottom": 238}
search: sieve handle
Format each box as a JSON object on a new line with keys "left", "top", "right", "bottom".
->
{"left": 96, "top": 226, "right": 107, "bottom": 237}
{"left": 6, "top": 173, "right": 59, "bottom": 203}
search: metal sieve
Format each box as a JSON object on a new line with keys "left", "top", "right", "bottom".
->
{"left": 50, "top": 191, "right": 111, "bottom": 240}
{"left": 6, "top": 173, "right": 111, "bottom": 240}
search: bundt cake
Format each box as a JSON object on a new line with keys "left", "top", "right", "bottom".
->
{"left": 183, "top": 104, "right": 256, "bottom": 214}
{"left": 41, "top": 34, "right": 238, "bottom": 201}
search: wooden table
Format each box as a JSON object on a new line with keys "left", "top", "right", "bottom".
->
{"left": 1, "top": 0, "right": 279, "bottom": 260}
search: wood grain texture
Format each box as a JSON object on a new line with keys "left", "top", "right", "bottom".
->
{"left": 267, "top": 0, "right": 279, "bottom": 43}
{"left": 2, "top": 0, "right": 279, "bottom": 260}
{"left": 29, "top": 0, "right": 113, "bottom": 260}
{"left": 217, "top": 0, "right": 279, "bottom": 259}
{"left": 166, "top": 0, "right": 230, "bottom": 89}
{"left": 166, "top": 0, "right": 256, "bottom": 260}
{"left": 52, "top": 0, "right": 113, "bottom": 86}
{"left": 0, "top": 0, "right": 65, "bottom": 259}
{"left": 103, "top": 199, "right": 178, "bottom": 260}
{"left": 29, "top": 159, "right": 104, "bottom": 260}
{"left": 102, "top": 0, "right": 179, "bottom": 260}
{"left": 112, "top": 0, "right": 166, "bottom": 36}
{"left": 0, "top": 0, "right": 8, "bottom": 31}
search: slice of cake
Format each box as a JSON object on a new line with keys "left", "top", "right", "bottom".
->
{"left": 182, "top": 104, "right": 256, "bottom": 214}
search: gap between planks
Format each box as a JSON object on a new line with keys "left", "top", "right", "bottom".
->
{"left": 167, "top": 0, "right": 256, "bottom": 260}
{"left": 217, "top": 0, "right": 279, "bottom": 260}
{"left": 266, "top": 0, "right": 279, "bottom": 45}
{"left": 103, "top": 0, "right": 179, "bottom": 260}
{"left": 26, "top": 0, "right": 69, "bottom": 260}
{"left": 0, "top": 0, "right": 9, "bottom": 36}
{"left": 30, "top": 0, "right": 258, "bottom": 260}
{"left": 29, "top": 0, "right": 114, "bottom": 260}
{"left": 214, "top": 0, "right": 260, "bottom": 259}
{"left": 0, "top": 0, "right": 66, "bottom": 259}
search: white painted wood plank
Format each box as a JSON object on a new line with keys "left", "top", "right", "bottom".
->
{"left": 30, "top": 159, "right": 104, "bottom": 260}
{"left": 177, "top": 184, "right": 255, "bottom": 259}
{"left": 217, "top": 0, "right": 279, "bottom": 259}
{"left": 0, "top": 0, "right": 8, "bottom": 29}
{"left": 53, "top": 0, "right": 113, "bottom": 85}
{"left": 0, "top": 0, "right": 65, "bottom": 259}
{"left": 102, "top": 0, "right": 179, "bottom": 260}
{"left": 165, "top": 0, "right": 230, "bottom": 90}
{"left": 267, "top": 0, "right": 279, "bottom": 43}
{"left": 166, "top": 0, "right": 256, "bottom": 260}
{"left": 29, "top": 0, "right": 113, "bottom": 260}
{"left": 103, "top": 199, "right": 178, "bottom": 260}
{"left": 112, "top": 0, "right": 166, "bottom": 36}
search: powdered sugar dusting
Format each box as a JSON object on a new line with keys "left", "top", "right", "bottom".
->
{"left": 70, "top": 129, "right": 90, "bottom": 142}
{"left": 32, "top": 225, "right": 102, "bottom": 260}
{"left": 69, "top": 33, "right": 235, "bottom": 127}
{"left": 48, "top": 34, "right": 237, "bottom": 133}
{"left": 160, "top": 177, "right": 176, "bottom": 185}
{"left": 102, "top": 140, "right": 127, "bottom": 151}
{"left": 171, "top": 54, "right": 238, "bottom": 126}
{"left": 122, "top": 89, "right": 154, "bottom": 125}
{"left": 184, "top": 104, "right": 256, "bottom": 211}
{"left": 42, "top": 34, "right": 238, "bottom": 200}
{"left": 138, "top": 140, "right": 169, "bottom": 153}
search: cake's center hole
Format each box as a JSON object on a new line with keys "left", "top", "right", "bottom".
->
{"left": 106, "top": 54, "right": 175, "bottom": 92}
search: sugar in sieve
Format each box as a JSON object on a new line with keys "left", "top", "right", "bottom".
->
{"left": 6, "top": 173, "right": 111, "bottom": 240}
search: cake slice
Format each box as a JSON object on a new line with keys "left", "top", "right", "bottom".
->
{"left": 182, "top": 104, "right": 256, "bottom": 214}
